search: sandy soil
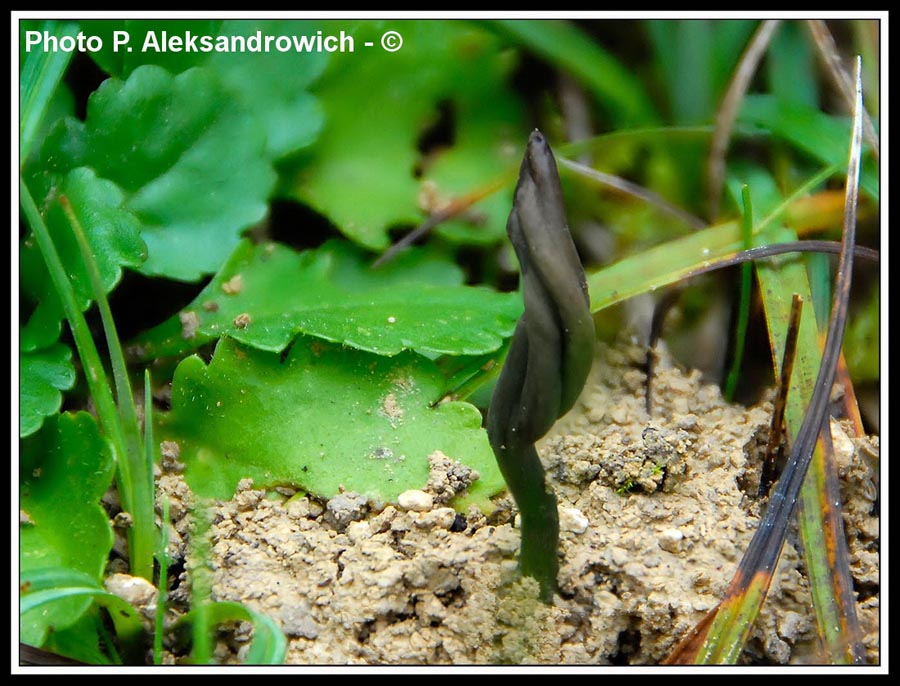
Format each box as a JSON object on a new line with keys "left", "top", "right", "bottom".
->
{"left": 146, "top": 341, "right": 879, "bottom": 665}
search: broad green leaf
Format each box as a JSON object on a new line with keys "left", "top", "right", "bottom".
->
{"left": 19, "top": 341, "right": 75, "bottom": 437}
{"left": 287, "top": 20, "right": 527, "bottom": 250}
{"left": 33, "top": 64, "right": 276, "bottom": 280}
{"left": 20, "top": 413, "right": 116, "bottom": 646}
{"left": 83, "top": 19, "right": 328, "bottom": 159}
{"left": 160, "top": 336, "right": 505, "bottom": 509}
{"left": 131, "top": 239, "right": 521, "bottom": 360}
{"left": 20, "top": 167, "right": 146, "bottom": 351}
{"left": 738, "top": 95, "right": 879, "bottom": 200}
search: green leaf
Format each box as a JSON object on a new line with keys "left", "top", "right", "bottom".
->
{"left": 207, "top": 20, "right": 327, "bottom": 159}
{"left": 647, "top": 19, "right": 756, "bottom": 124}
{"left": 422, "top": 69, "right": 523, "bottom": 246}
{"left": 21, "top": 167, "right": 146, "bottom": 351}
{"left": 83, "top": 19, "right": 328, "bottom": 160}
{"left": 20, "top": 413, "right": 116, "bottom": 646}
{"left": 34, "top": 64, "right": 276, "bottom": 280}
{"left": 287, "top": 20, "right": 527, "bottom": 249}
{"left": 160, "top": 336, "right": 504, "bottom": 509}
{"left": 131, "top": 239, "right": 521, "bottom": 359}
{"left": 19, "top": 341, "right": 75, "bottom": 437}
{"left": 738, "top": 94, "right": 879, "bottom": 200}
{"left": 80, "top": 19, "right": 224, "bottom": 76}
{"left": 41, "top": 610, "right": 116, "bottom": 665}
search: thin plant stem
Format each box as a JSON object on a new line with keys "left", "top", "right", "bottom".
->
{"left": 60, "top": 195, "right": 155, "bottom": 580}
{"left": 20, "top": 179, "right": 127, "bottom": 490}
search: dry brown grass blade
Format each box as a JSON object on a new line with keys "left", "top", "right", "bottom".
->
{"left": 759, "top": 292, "right": 804, "bottom": 497}
{"left": 806, "top": 19, "right": 880, "bottom": 157}
{"left": 707, "top": 19, "right": 782, "bottom": 221}
{"left": 372, "top": 174, "right": 511, "bottom": 268}
{"left": 643, "top": 286, "right": 683, "bottom": 416}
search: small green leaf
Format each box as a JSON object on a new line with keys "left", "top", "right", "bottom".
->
{"left": 19, "top": 341, "right": 75, "bottom": 437}
{"left": 34, "top": 64, "right": 276, "bottom": 280}
{"left": 422, "top": 70, "right": 523, "bottom": 246}
{"left": 21, "top": 167, "right": 146, "bottom": 351}
{"left": 288, "top": 20, "right": 526, "bottom": 249}
{"left": 207, "top": 20, "right": 328, "bottom": 159}
{"left": 160, "top": 336, "right": 504, "bottom": 509}
{"left": 20, "top": 413, "right": 116, "bottom": 646}
{"left": 131, "top": 240, "right": 521, "bottom": 360}
{"left": 83, "top": 19, "right": 328, "bottom": 160}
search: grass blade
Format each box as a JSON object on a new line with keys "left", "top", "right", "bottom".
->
{"left": 19, "top": 20, "right": 78, "bottom": 164}
{"left": 586, "top": 160, "right": 844, "bottom": 316}
{"left": 488, "top": 19, "right": 659, "bottom": 125}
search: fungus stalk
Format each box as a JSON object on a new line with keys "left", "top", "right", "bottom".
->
{"left": 488, "top": 130, "right": 595, "bottom": 602}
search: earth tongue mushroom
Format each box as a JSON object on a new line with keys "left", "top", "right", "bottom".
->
{"left": 487, "top": 130, "right": 595, "bottom": 603}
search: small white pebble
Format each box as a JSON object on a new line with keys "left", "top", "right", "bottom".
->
{"left": 560, "top": 506, "right": 589, "bottom": 534}
{"left": 398, "top": 489, "right": 433, "bottom": 512}
{"left": 658, "top": 528, "right": 685, "bottom": 553}
{"left": 104, "top": 573, "right": 158, "bottom": 619}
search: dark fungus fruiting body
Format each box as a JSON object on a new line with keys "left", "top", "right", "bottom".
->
{"left": 487, "top": 130, "right": 594, "bottom": 602}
